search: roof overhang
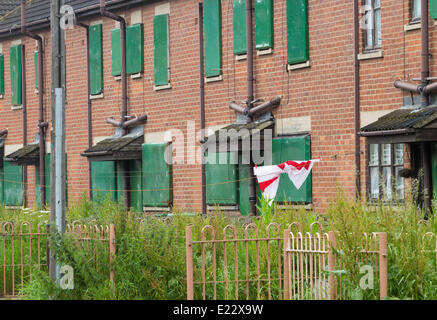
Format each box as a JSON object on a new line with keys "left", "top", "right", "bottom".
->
{"left": 359, "top": 128, "right": 437, "bottom": 144}
{"left": 4, "top": 143, "right": 39, "bottom": 166}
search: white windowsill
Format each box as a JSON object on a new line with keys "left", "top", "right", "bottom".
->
{"left": 0, "top": 94, "right": 3, "bottom": 99}
{"left": 131, "top": 72, "right": 142, "bottom": 79}
{"left": 207, "top": 205, "right": 239, "bottom": 211}
{"left": 257, "top": 48, "right": 273, "bottom": 56}
{"left": 114, "top": 75, "right": 121, "bottom": 81}
{"left": 276, "top": 204, "right": 313, "bottom": 211}
{"left": 154, "top": 83, "right": 172, "bottom": 91}
{"left": 11, "top": 105, "right": 23, "bottom": 110}
{"left": 357, "top": 50, "right": 383, "bottom": 61}
{"left": 236, "top": 54, "right": 247, "bottom": 61}
{"left": 90, "top": 93, "right": 104, "bottom": 100}
{"left": 287, "top": 60, "right": 311, "bottom": 71}
{"left": 143, "top": 206, "right": 171, "bottom": 212}
{"left": 404, "top": 22, "right": 421, "bottom": 31}
{"left": 205, "top": 75, "right": 223, "bottom": 83}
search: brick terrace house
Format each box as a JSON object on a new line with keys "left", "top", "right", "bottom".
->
{"left": 0, "top": 0, "right": 436, "bottom": 215}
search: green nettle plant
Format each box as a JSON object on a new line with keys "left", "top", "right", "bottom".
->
{"left": 8, "top": 185, "right": 437, "bottom": 300}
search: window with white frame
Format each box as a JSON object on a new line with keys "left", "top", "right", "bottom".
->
{"left": 411, "top": 0, "right": 421, "bottom": 22}
{"left": 363, "top": 0, "right": 381, "bottom": 51}
{"left": 369, "top": 144, "right": 405, "bottom": 201}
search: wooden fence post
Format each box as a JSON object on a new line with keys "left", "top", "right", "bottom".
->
{"left": 109, "top": 224, "right": 116, "bottom": 286}
{"left": 283, "top": 229, "right": 290, "bottom": 300}
{"left": 328, "top": 231, "right": 337, "bottom": 300}
{"left": 379, "top": 232, "right": 388, "bottom": 300}
{"left": 186, "top": 225, "right": 194, "bottom": 300}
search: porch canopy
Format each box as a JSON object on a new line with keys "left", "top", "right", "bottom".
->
{"left": 81, "top": 130, "right": 144, "bottom": 162}
{"left": 359, "top": 106, "right": 437, "bottom": 143}
{"left": 4, "top": 143, "right": 39, "bottom": 166}
{"left": 203, "top": 119, "right": 275, "bottom": 152}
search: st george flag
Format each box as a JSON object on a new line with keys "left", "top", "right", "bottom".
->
{"left": 253, "top": 159, "right": 320, "bottom": 203}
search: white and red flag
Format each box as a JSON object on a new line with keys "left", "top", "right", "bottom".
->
{"left": 253, "top": 159, "right": 320, "bottom": 203}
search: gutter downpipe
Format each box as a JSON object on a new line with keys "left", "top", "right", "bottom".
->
{"left": 246, "top": 0, "right": 257, "bottom": 216}
{"left": 199, "top": 3, "right": 207, "bottom": 216}
{"left": 354, "top": 0, "right": 361, "bottom": 199}
{"left": 21, "top": 0, "right": 46, "bottom": 208}
{"left": 100, "top": 0, "right": 130, "bottom": 210}
{"left": 74, "top": 19, "right": 93, "bottom": 200}
{"left": 421, "top": 0, "right": 432, "bottom": 214}
{"left": 21, "top": 44, "right": 27, "bottom": 207}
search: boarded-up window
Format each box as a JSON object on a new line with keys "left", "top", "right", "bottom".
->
{"left": 34, "top": 51, "right": 38, "bottom": 90}
{"left": 35, "top": 154, "right": 51, "bottom": 206}
{"left": 206, "top": 152, "right": 238, "bottom": 205}
{"left": 233, "top": 0, "right": 246, "bottom": 55}
{"left": 154, "top": 15, "right": 170, "bottom": 86}
{"left": 92, "top": 161, "right": 117, "bottom": 203}
{"left": 272, "top": 136, "right": 312, "bottom": 203}
{"left": 3, "top": 161, "right": 23, "bottom": 206}
{"left": 287, "top": 0, "right": 309, "bottom": 65}
{"left": 112, "top": 24, "right": 145, "bottom": 77}
{"left": 10, "top": 45, "right": 22, "bottom": 106}
{"left": 89, "top": 24, "right": 103, "bottom": 95}
{"left": 0, "top": 54, "right": 4, "bottom": 95}
{"left": 142, "top": 143, "right": 172, "bottom": 207}
{"left": 204, "top": 0, "right": 222, "bottom": 77}
{"left": 432, "top": 0, "right": 437, "bottom": 19}
{"left": 255, "top": 0, "right": 273, "bottom": 50}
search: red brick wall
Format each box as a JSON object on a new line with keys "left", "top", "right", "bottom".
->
{"left": 0, "top": 0, "right": 428, "bottom": 213}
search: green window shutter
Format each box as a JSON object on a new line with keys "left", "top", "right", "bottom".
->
{"left": 204, "top": 0, "right": 222, "bottom": 77}
{"left": 238, "top": 162, "right": 262, "bottom": 216}
{"left": 92, "top": 161, "right": 117, "bottom": 203}
{"left": 10, "top": 45, "right": 22, "bottom": 106}
{"left": 233, "top": 0, "right": 246, "bottom": 55}
{"left": 89, "top": 24, "right": 103, "bottom": 95}
{"left": 111, "top": 28, "right": 121, "bottom": 77}
{"left": 0, "top": 54, "right": 4, "bottom": 95}
{"left": 3, "top": 161, "right": 23, "bottom": 206}
{"left": 142, "top": 143, "right": 172, "bottom": 207}
{"left": 431, "top": 0, "right": 437, "bottom": 19}
{"left": 154, "top": 15, "right": 170, "bottom": 86}
{"left": 206, "top": 152, "right": 238, "bottom": 205}
{"left": 287, "top": 0, "right": 309, "bottom": 65}
{"left": 255, "top": 0, "right": 273, "bottom": 50}
{"left": 34, "top": 51, "right": 38, "bottom": 90}
{"left": 35, "top": 154, "right": 51, "bottom": 206}
{"left": 272, "top": 136, "right": 311, "bottom": 203}
{"left": 126, "top": 24, "right": 144, "bottom": 75}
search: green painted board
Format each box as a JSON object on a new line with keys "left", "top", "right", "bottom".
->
{"left": 129, "top": 160, "right": 143, "bottom": 212}
{"left": 3, "top": 161, "right": 23, "bottom": 206}
{"left": 431, "top": 0, "right": 437, "bottom": 19}
{"left": 35, "top": 154, "right": 51, "bottom": 206}
{"left": 89, "top": 24, "right": 103, "bottom": 95}
{"left": 204, "top": 0, "right": 223, "bottom": 77}
{"left": 10, "top": 45, "right": 22, "bottom": 106}
{"left": 287, "top": 0, "right": 309, "bottom": 65}
{"left": 0, "top": 167, "right": 3, "bottom": 205}
{"left": 238, "top": 161, "right": 262, "bottom": 216}
{"left": 272, "top": 136, "right": 311, "bottom": 203}
{"left": 142, "top": 143, "right": 172, "bottom": 207}
{"left": 255, "top": 0, "right": 273, "bottom": 50}
{"left": 34, "top": 51, "right": 38, "bottom": 90}
{"left": 116, "top": 161, "right": 124, "bottom": 204}
{"left": 233, "top": 0, "right": 246, "bottom": 55}
{"left": 154, "top": 15, "right": 170, "bottom": 86}
{"left": 111, "top": 28, "right": 122, "bottom": 76}
{"left": 126, "top": 24, "right": 144, "bottom": 75}
{"left": 206, "top": 152, "right": 238, "bottom": 205}
{"left": 0, "top": 54, "right": 4, "bottom": 95}
{"left": 92, "top": 161, "right": 117, "bottom": 203}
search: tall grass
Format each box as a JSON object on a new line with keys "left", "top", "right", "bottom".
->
{"left": 4, "top": 190, "right": 436, "bottom": 300}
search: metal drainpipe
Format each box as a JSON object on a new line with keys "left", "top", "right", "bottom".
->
{"left": 21, "top": 0, "right": 46, "bottom": 208}
{"left": 100, "top": 0, "right": 130, "bottom": 209}
{"left": 198, "top": 3, "right": 207, "bottom": 216}
{"left": 75, "top": 20, "right": 93, "bottom": 200}
{"left": 246, "top": 0, "right": 257, "bottom": 216}
{"left": 21, "top": 44, "right": 27, "bottom": 208}
{"left": 353, "top": 0, "right": 361, "bottom": 199}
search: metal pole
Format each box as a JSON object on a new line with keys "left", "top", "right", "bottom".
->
{"left": 378, "top": 232, "right": 388, "bottom": 300}
{"left": 186, "top": 225, "right": 194, "bottom": 300}
{"left": 198, "top": 3, "right": 206, "bottom": 216}
{"left": 353, "top": 0, "right": 361, "bottom": 198}
{"left": 21, "top": 44, "right": 28, "bottom": 208}
{"left": 421, "top": 0, "right": 430, "bottom": 107}
{"left": 283, "top": 229, "right": 290, "bottom": 300}
{"left": 50, "top": 0, "right": 66, "bottom": 282}
{"left": 109, "top": 224, "right": 116, "bottom": 286}
{"left": 328, "top": 231, "right": 337, "bottom": 300}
